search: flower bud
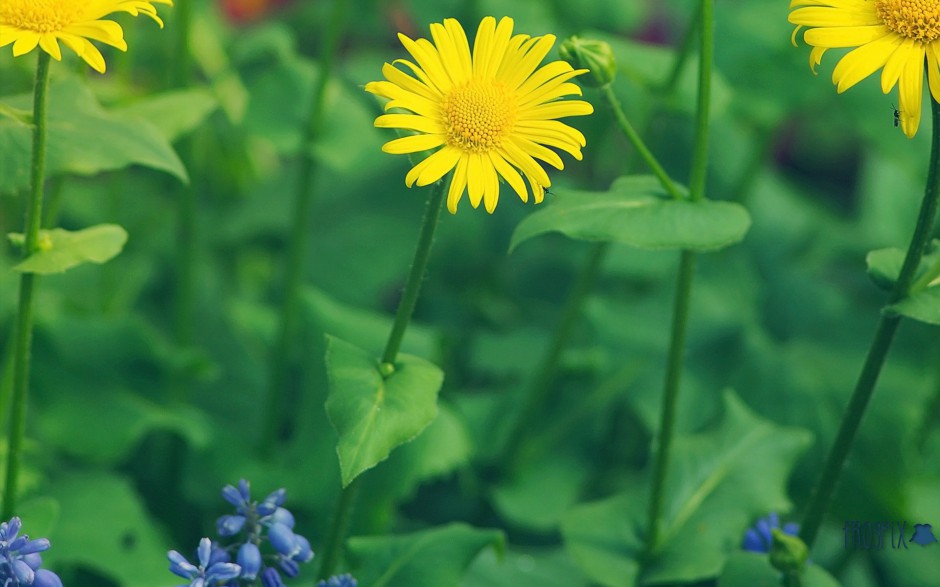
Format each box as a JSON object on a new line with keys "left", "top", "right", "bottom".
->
{"left": 769, "top": 528, "right": 809, "bottom": 574}
{"left": 558, "top": 36, "right": 617, "bottom": 88}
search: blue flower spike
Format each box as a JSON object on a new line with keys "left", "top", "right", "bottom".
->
{"left": 743, "top": 513, "right": 799, "bottom": 554}
{"left": 0, "top": 517, "right": 62, "bottom": 587}
{"left": 317, "top": 574, "right": 358, "bottom": 587}
{"left": 168, "top": 537, "right": 241, "bottom": 587}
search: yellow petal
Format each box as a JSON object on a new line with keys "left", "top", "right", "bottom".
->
{"left": 382, "top": 134, "right": 446, "bottom": 154}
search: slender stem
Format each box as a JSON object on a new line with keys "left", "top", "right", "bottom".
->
{"left": 658, "top": 2, "right": 702, "bottom": 94}
{"left": 644, "top": 249, "right": 696, "bottom": 553}
{"left": 799, "top": 96, "right": 940, "bottom": 549}
{"left": 501, "top": 241, "right": 609, "bottom": 469}
{"left": 644, "top": 0, "right": 713, "bottom": 555}
{"left": 600, "top": 85, "right": 683, "bottom": 200}
{"left": 170, "top": 0, "right": 195, "bottom": 397}
{"left": 316, "top": 478, "right": 360, "bottom": 580}
{"left": 380, "top": 179, "right": 447, "bottom": 368}
{"left": 315, "top": 178, "right": 446, "bottom": 577}
{"left": 3, "top": 52, "right": 51, "bottom": 519}
{"left": 687, "top": 0, "right": 713, "bottom": 203}
{"left": 260, "top": 0, "right": 347, "bottom": 455}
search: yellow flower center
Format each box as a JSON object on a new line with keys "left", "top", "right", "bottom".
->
{"left": 877, "top": 0, "right": 940, "bottom": 43}
{"left": 442, "top": 79, "right": 517, "bottom": 153}
{"left": 0, "top": 0, "right": 84, "bottom": 33}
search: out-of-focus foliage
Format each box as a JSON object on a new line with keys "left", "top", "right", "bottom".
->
{"left": 1, "top": 0, "right": 939, "bottom": 586}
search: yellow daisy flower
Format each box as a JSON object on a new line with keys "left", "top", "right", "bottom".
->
{"left": 366, "top": 16, "right": 594, "bottom": 214}
{"left": 0, "top": 0, "right": 173, "bottom": 73}
{"left": 789, "top": 0, "right": 940, "bottom": 138}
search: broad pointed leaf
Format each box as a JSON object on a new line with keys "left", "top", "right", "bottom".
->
{"left": 348, "top": 523, "right": 504, "bottom": 587}
{"left": 510, "top": 176, "right": 750, "bottom": 252}
{"left": 325, "top": 336, "right": 443, "bottom": 486}
{"left": 562, "top": 391, "right": 812, "bottom": 586}
{"left": 11, "top": 224, "right": 128, "bottom": 274}
{"left": 0, "top": 77, "right": 187, "bottom": 193}
{"left": 114, "top": 88, "right": 218, "bottom": 142}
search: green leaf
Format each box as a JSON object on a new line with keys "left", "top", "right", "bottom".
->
{"left": 348, "top": 522, "right": 504, "bottom": 587}
{"left": 891, "top": 288, "right": 940, "bottom": 325}
{"left": 0, "top": 77, "right": 187, "bottom": 193}
{"left": 562, "top": 391, "right": 812, "bottom": 586}
{"left": 719, "top": 553, "right": 842, "bottom": 587}
{"left": 866, "top": 240, "right": 940, "bottom": 324}
{"left": 461, "top": 548, "right": 591, "bottom": 587}
{"left": 510, "top": 176, "right": 750, "bottom": 252}
{"left": 41, "top": 472, "right": 173, "bottom": 587}
{"left": 11, "top": 224, "right": 128, "bottom": 274}
{"left": 113, "top": 88, "right": 218, "bottom": 143}
{"left": 325, "top": 336, "right": 444, "bottom": 486}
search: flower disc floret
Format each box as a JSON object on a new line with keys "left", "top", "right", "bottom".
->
{"left": 0, "top": 0, "right": 173, "bottom": 73}
{"left": 366, "top": 16, "right": 593, "bottom": 213}
{"left": 789, "top": 0, "right": 940, "bottom": 137}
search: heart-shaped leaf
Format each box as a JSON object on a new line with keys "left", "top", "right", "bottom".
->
{"left": 866, "top": 240, "right": 940, "bottom": 324}
{"left": 562, "top": 391, "right": 812, "bottom": 586}
{"left": 510, "top": 176, "right": 750, "bottom": 252}
{"left": 347, "top": 523, "right": 504, "bottom": 587}
{"left": 11, "top": 224, "right": 128, "bottom": 274}
{"left": 325, "top": 336, "right": 443, "bottom": 486}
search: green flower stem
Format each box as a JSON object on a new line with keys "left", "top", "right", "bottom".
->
{"left": 799, "top": 96, "right": 940, "bottom": 550}
{"left": 316, "top": 477, "right": 361, "bottom": 580}
{"left": 501, "top": 241, "right": 609, "bottom": 470}
{"left": 601, "top": 84, "right": 683, "bottom": 200}
{"left": 380, "top": 178, "right": 447, "bottom": 368}
{"left": 3, "top": 52, "right": 51, "bottom": 520}
{"left": 658, "top": 1, "right": 702, "bottom": 94}
{"left": 644, "top": 0, "right": 713, "bottom": 555}
{"left": 260, "top": 0, "right": 347, "bottom": 455}
{"left": 317, "top": 179, "right": 446, "bottom": 578}
{"left": 170, "top": 0, "right": 195, "bottom": 394}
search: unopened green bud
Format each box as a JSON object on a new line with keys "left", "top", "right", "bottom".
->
{"left": 558, "top": 36, "right": 617, "bottom": 88}
{"left": 769, "top": 528, "right": 809, "bottom": 574}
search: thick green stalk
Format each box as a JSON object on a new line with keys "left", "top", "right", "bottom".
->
{"left": 261, "top": 0, "right": 347, "bottom": 454}
{"left": 799, "top": 96, "right": 940, "bottom": 549}
{"left": 317, "top": 179, "right": 446, "bottom": 578}
{"left": 644, "top": 0, "right": 713, "bottom": 555}
{"left": 3, "top": 52, "right": 52, "bottom": 519}
{"left": 601, "top": 85, "right": 683, "bottom": 200}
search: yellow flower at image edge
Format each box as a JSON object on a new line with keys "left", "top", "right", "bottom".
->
{"left": 0, "top": 0, "right": 173, "bottom": 73}
{"left": 366, "top": 16, "right": 594, "bottom": 213}
{"left": 789, "top": 0, "right": 940, "bottom": 138}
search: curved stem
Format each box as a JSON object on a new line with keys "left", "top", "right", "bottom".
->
{"left": 261, "top": 0, "right": 348, "bottom": 455}
{"left": 316, "top": 477, "right": 360, "bottom": 580}
{"left": 600, "top": 85, "right": 683, "bottom": 200}
{"left": 644, "top": 0, "right": 713, "bottom": 555}
{"left": 316, "top": 179, "right": 446, "bottom": 577}
{"left": 3, "top": 52, "right": 51, "bottom": 519}
{"left": 380, "top": 179, "right": 447, "bottom": 368}
{"left": 644, "top": 249, "right": 696, "bottom": 553}
{"left": 501, "top": 241, "right": 609, "bottom": 470}
{"left": 799, "top": 96, "right": 940, "bottom": 549}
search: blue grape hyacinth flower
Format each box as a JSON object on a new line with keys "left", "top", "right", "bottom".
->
{"left": 317, "top": 574, "right": 357, "bottom": 587}
{"left": 0, "top": 517, "right": 62, "bottom": 587}
{"left": 743, "top": 513, "right": 799, "bottom": 553}
{"left": 168, "top": 537, "right": 241, "bottom": 587}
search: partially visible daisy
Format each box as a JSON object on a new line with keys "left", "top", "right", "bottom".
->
{"left": 366, "top": 16, "right": 593, "bottom": 214}
{"left": 0, "top": 0, "right": 173, "bottom": 73}
{"left": 789, "top": 0, "right": 940, "bottom": 138}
